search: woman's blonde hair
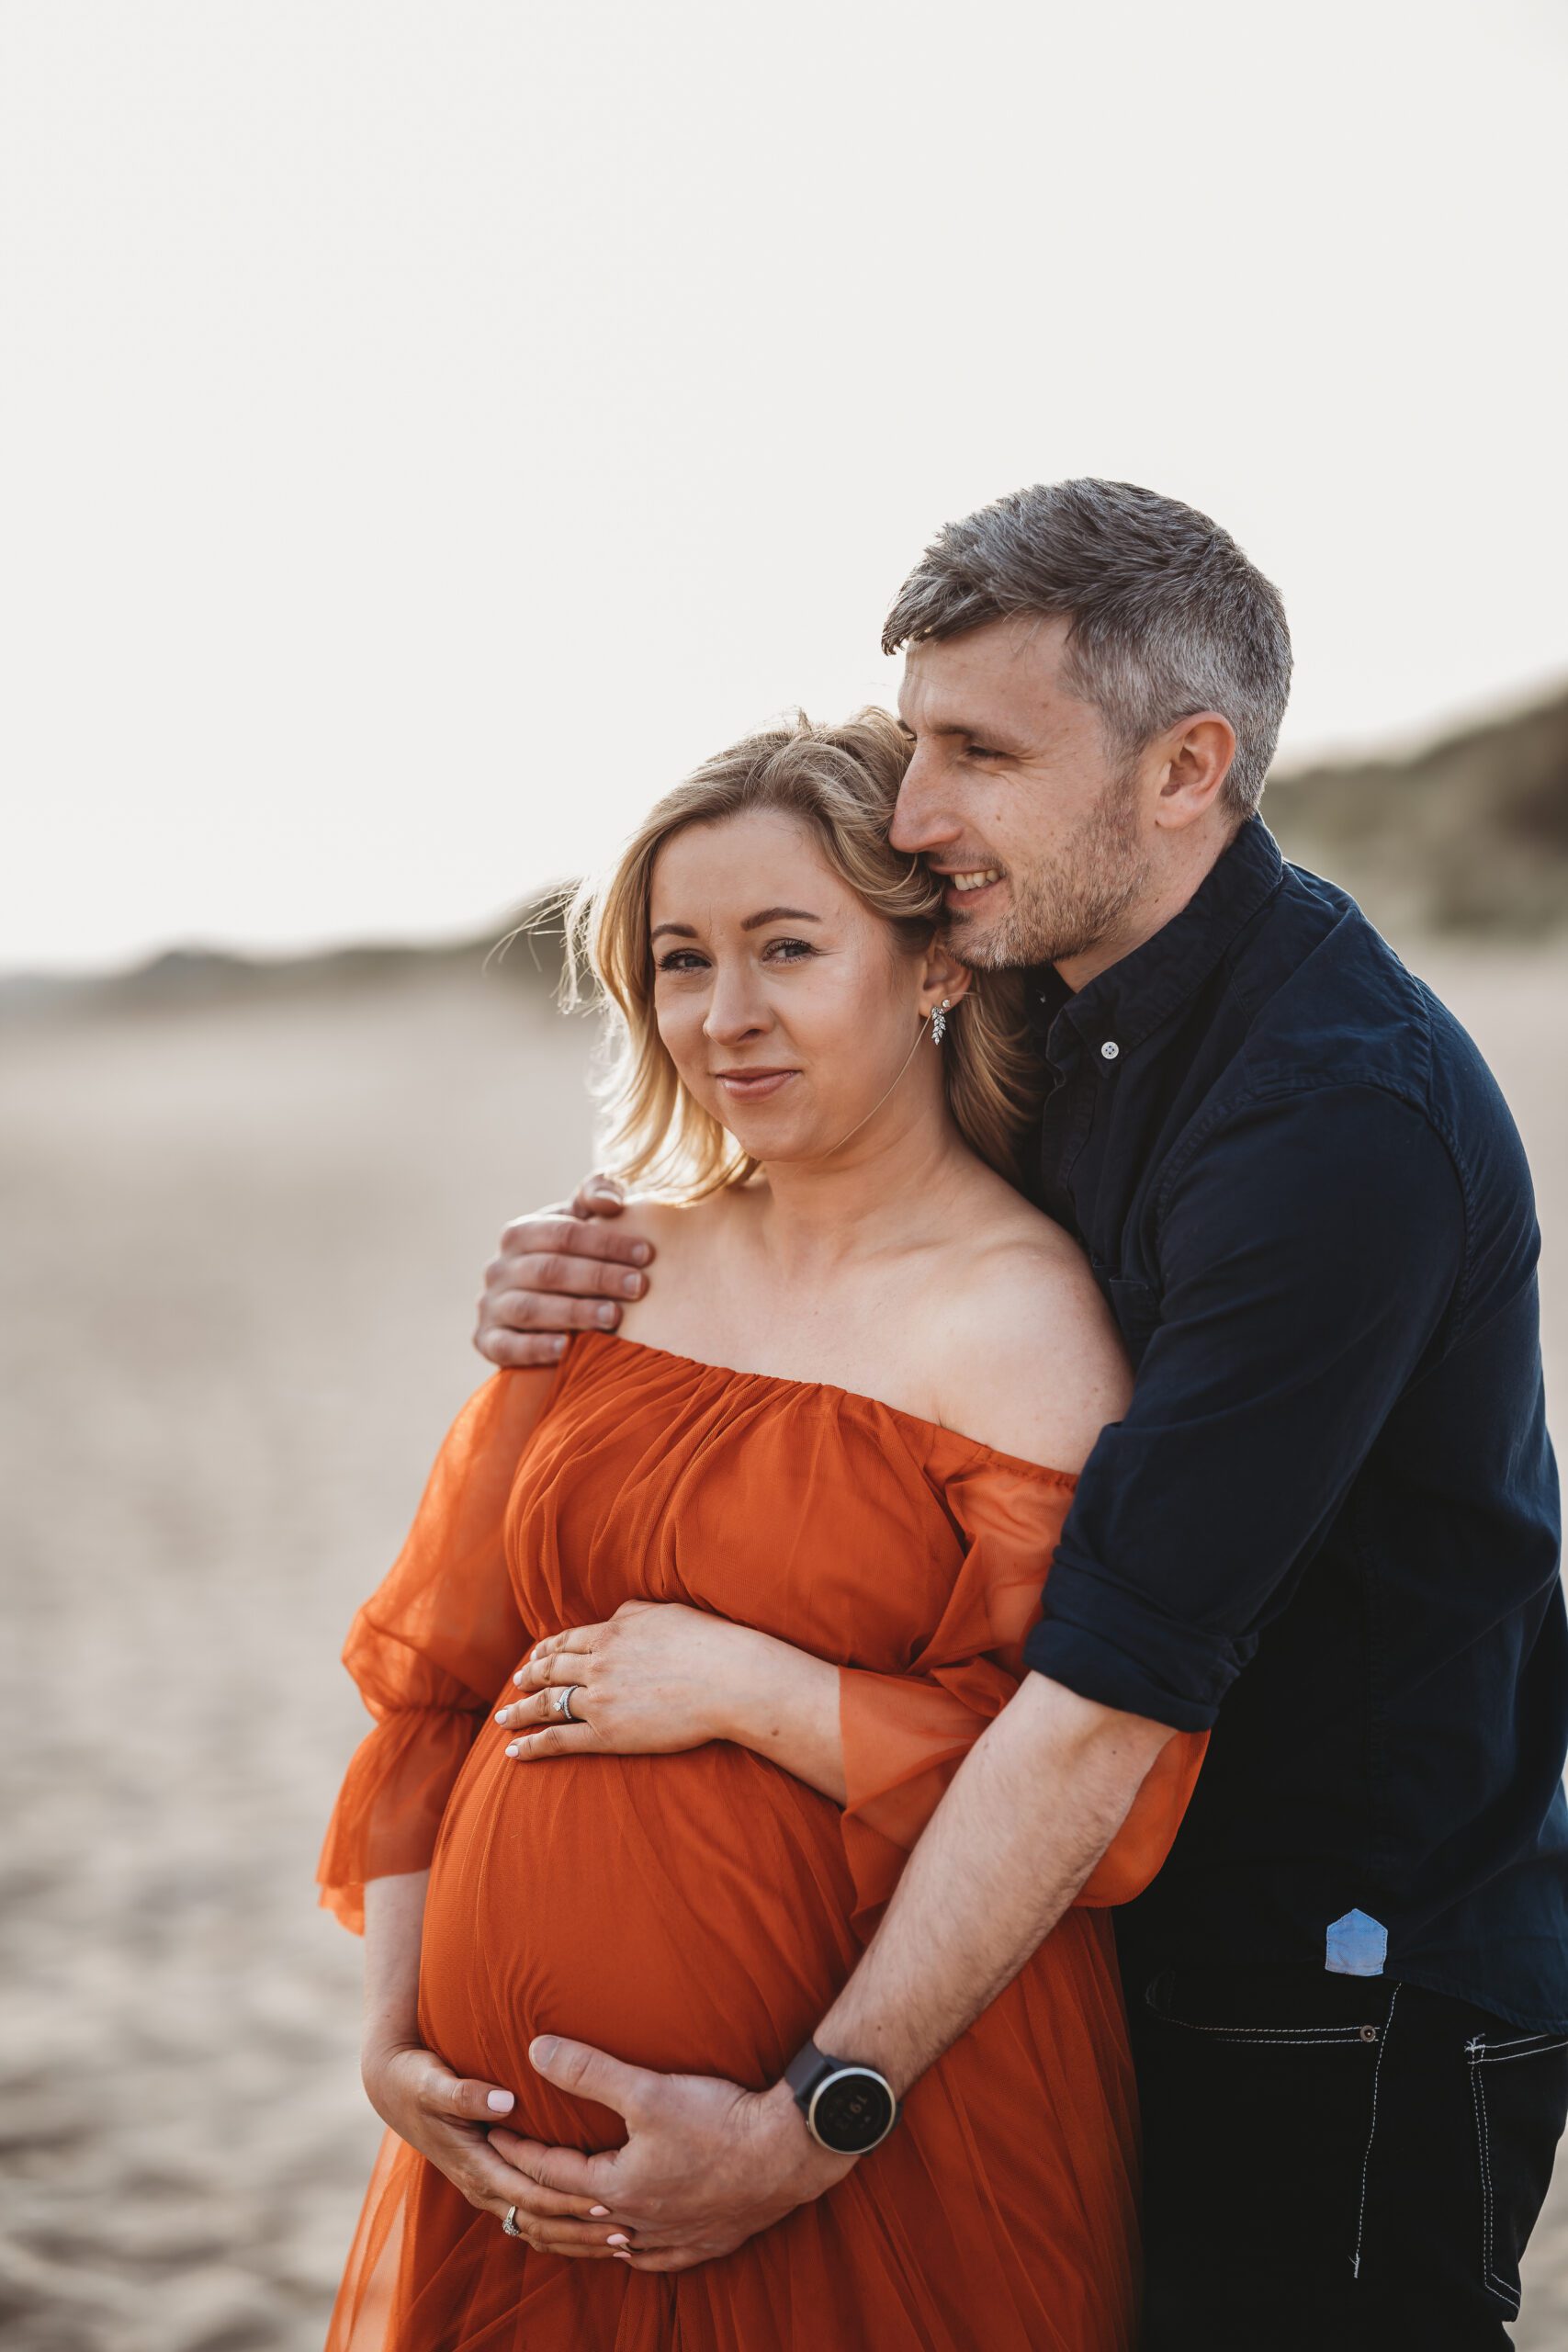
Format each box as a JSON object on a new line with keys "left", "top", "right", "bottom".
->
{"left": 561, "top": 708, "right": 1044, "bottom": 1198}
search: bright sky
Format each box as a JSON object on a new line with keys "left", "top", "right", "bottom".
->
{"left": 4, "top": 0, "right": 1565, "bottom": 972}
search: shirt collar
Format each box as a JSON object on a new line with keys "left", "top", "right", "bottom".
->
{"left": 1027, "top": 816, "right": 1286, "bottom": 1066}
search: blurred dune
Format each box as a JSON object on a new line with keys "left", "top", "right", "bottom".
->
{"left": 5, "top": 689, "right": 1568, "bottom": 2349}
{"left": 1269, "top": 680, "right": 1568, "bottom": 938}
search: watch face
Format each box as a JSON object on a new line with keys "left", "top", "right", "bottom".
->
{"left": 809, "top": 2066, "right": 897, "bottom": 2154}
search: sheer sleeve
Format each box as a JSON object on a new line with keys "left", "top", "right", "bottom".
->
{"left": 317, "top": 1368, "right": 558, "bottom": 1932}
{"left": 838, "top": 1456, "right": 1208, "bottom": 1930}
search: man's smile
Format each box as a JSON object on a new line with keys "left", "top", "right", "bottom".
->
{"left": 931, "top": 864, "right": 1007, "bottom": 913}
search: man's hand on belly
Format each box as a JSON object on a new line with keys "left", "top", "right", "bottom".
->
{"left": 486, "top": 2035, "right": 853, "bottom": 2271}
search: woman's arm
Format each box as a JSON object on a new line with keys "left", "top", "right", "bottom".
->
{"left": 319, "top": 1366, "right": 562, "bottom": 1928}
{"left": 357, "top": 1872, "right": 626, "bottom": 2256}
{"left": 708, "top": 1629, "right": 845, "bottom": 1802}
{"left": 500, "top": 1603, "right": 847, "bottom": 1802}
{"left": 362, "top": 1870, "right": 430, "bottom": 2066}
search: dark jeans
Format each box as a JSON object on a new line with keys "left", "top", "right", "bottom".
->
{"left": 1124, "top": 1960, "right": 1568, "bottom": 2349}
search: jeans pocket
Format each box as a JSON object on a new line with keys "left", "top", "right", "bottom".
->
{"left": 1465, "top": 2030, "right": 1568, "bottom": 2318}
{"left": 1144, "top": 1968, "right": 1386, "bottom": 2048}
{"left": 1134, "top": 1968, "right": 1400, "bottom": 2307}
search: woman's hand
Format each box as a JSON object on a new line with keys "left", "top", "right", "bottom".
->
{"left": 361, "top": 2037, "right": 626, "bottom": 2256}
{"left": 496, "top": 1600, "right": 769, "bottom": 1759}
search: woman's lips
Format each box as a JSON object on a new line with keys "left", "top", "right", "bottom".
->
{"left": 714, "top": 1069, "right": 798, "bottom": 1102}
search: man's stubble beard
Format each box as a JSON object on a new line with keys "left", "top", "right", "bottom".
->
{"left": 945, "top": 765, "right": 1152, "bottom": 973}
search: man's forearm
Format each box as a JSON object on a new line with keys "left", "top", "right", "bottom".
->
{"left": 814, "top": 1674, "right": 1173, "bottom": 2095}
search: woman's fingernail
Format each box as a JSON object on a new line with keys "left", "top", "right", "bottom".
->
{"left": 630, "top": 1243, "right": 651, "bottom": 1265}
{"left": 612, "top": 2249, "right": 633, "bottom": 2263}
{"left": 589, "top": 2205, "right": 610, "bottom": 2218}
{"left": 622, "top": 1271, "right": 642, "bottom": 1296}
{"left": 487, "top": 2090, "right": 515, "bottom": 2112}
{"left": 597, "top": 1302, "right": 617, "bottom": 1327}
{"left": 547, "top": 1337, "right": 566, "bottom": 1358}
{"left": 494, "top": 1710, "right": 509, "bottom": 1724}
{"left": 606, "top": 2233, "right": 630, "bottom": 2248}
{"left": 505, "top": 1743, "right": 521, "bottom": 1758}
{"left": 513, "top": 1669, "right": 526, "bottom": 1686}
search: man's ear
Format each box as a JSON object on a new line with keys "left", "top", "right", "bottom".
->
{"left": 1154, "top": 711, "right": 1236, "bottom": 829}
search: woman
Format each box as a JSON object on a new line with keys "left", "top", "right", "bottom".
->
{"left": 318, "top": 709, "right": 1206, "bottom": 2351}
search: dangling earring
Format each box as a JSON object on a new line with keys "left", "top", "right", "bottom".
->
{"left": 930, "top": 998, "right": 951, "bottom": 1046}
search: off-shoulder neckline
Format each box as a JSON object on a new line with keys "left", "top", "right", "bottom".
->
{"left": 571, "top": 1329, "right": 1079, "bottom": 1490}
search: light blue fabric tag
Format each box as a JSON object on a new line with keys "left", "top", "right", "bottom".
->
{"left": 1325, "top": 1909, "right": 1388, "bottom": 1977}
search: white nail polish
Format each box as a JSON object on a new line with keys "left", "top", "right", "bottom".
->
{"left": 505, "top": 1743, "right": 521, "bottom": 1757}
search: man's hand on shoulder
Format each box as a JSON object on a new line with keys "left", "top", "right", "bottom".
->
{"left": 475, "top": 1174, "right": 657, "bottom": 1369}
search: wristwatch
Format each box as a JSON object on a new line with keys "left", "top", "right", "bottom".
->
{"left": 784, "top": 2038, "right": 900, "bottom": 2154}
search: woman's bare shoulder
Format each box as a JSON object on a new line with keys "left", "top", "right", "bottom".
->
{"left": 928, "top": 1200, "right": 1133, "bottom": 1475}
{"left": 618, "top": 1192, "right": 737, "bottom": 1259}
{"left": 613, "top": 1190, "right": 749, "bottom": 1346}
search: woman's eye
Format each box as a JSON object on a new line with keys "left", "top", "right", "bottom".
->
{"left": 655, "top": 950, "right": 708, "bottom": 974}
{"left": 763, "top": 937, "right": 817, "bottom": 962}
{"left": 965, "top": 743, "right": 1003, "bottom": 762}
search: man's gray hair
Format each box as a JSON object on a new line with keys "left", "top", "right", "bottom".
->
{"left": 882, "top": 479, "right": 1293, "bottom": 820}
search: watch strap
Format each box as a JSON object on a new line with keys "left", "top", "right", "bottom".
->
{"left": 784, "top": 2038, "right": 838, "bottom": 2103}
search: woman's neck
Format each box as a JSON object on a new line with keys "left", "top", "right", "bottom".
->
{"left": 745, "top": 1096, "right": 978, "bottom": 1281}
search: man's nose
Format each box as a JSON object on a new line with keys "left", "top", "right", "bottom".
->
{"left": 890, "top": 749, "right": 959, "bottom": 855}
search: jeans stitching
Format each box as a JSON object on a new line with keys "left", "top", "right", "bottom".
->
{"left": 1468, "top": 2039, "right": 1523, "bottom": 2313}
{"left": 1350, "top": 1983, "right": 1398, "bottom": 2280}
{"left": 1151, "top": 2019, "right": 1374, "bottom": 2043}
{"left": 1140, "top": 1974, "right": 1383, "bottom": 2044}
{"left": 1473, "top": 2037, "right": 1568, "bottom": 2066}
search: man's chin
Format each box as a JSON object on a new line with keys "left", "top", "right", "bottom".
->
{"left": 939, "top": 906, "right": 1032, "bottom": 972}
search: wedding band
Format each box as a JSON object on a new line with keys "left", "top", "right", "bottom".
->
{"left": 502, "top": 2205, "right": 523, "bottom": 2237}
{"left": 553, "top": 1684, "right": 581, "bottom": 1723}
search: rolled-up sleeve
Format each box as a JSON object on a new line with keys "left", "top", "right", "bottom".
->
{"left": 1023, "top": 1082, "right": 1465, "bottom": 1731}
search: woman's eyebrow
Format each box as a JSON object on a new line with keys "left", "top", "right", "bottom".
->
{"left": 739, "top": 907, "right": 822, "bottom": 932}
{"left": 650, "top": 922, "right": 697, "bottom": 942}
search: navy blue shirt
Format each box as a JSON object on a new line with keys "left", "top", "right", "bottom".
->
{"left": 1021, "top": 816, "right": 1568, "bottom": 2030}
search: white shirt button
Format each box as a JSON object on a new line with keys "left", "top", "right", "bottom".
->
{"left": 1100, "top": 1040, "right": 1121, "bottom": 1061}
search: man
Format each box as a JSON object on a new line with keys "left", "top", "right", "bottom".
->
{"left": 472, "top": 481, "right": 1568, "bottom": 2346}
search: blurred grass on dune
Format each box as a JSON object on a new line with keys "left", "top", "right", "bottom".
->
{"left": 5, "top": 679, "right": 1568, "bottom": 1035}
{"left": 1267, "top": 681, "right": 1568, "bottom": 940}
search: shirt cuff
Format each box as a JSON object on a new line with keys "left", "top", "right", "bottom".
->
{"left": 1022, "top": 1558, "right": 1248, "bottom": 1733}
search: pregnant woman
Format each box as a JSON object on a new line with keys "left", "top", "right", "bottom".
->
{"left": 318, "top": 708, "right": 1206, "bottom": 2351}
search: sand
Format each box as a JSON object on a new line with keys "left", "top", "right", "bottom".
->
{"left": 1, "top": 941, "right": 1565, "bottom": 2350}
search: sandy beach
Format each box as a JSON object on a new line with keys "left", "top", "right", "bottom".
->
{"left": 3, "top": 940, "right": 1565, "bottom": 2349}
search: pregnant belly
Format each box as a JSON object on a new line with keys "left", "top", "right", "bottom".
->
{"left": 416, "top": 1725, "right": 861, "bottom": 2147}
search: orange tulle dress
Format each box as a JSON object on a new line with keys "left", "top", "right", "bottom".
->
{"left": 318, "top": 1329, "right": 1206, "bottom": 2352}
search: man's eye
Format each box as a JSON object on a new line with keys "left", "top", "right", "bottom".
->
{"left": 965, "top": 743, "right": 1003, "bottom": 762}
